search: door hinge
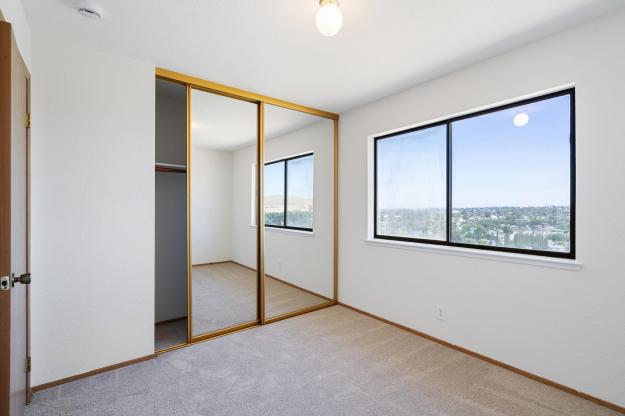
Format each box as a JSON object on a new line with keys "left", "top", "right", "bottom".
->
{"left": 26, "top": 356, "right": 31, "bottom": 373}
{"left": 25, "top": 112, "right": 31, "bottom": 129}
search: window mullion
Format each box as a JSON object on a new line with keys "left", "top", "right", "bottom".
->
{"left": 283, "top": 160, "right": 288, "bottom": 228}
{"left": 373, "top": 139, "right": 378, "bottom": 238}
{"left": 446, "top": 122, "right": 452, "bottom": 245}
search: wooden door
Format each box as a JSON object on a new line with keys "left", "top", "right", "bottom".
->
{"left": 0, "top": 20, "right": 31, "bottom": 416}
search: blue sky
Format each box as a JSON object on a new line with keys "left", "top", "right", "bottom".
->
{"left": 377, "top": 94, "right": 571, "bottom": 209}
{"left": 265, "top": 161, "right": 284, "bottom": 197}
{"left": 264, "top": 155, "right": 314, "bottom": 199}
{"left": 287, "top": 156, "right": 314, "bottom": 199}
{"left": 377, "top": 125, "right": 447, "bottom": 210}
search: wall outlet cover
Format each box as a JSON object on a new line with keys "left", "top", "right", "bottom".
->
{"left": 436, "top": 304, "right": 446, "bottom": 321}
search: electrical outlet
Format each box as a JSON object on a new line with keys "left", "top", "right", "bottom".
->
{"left": 436, "top": 304, "right": 446, "bottom": 321}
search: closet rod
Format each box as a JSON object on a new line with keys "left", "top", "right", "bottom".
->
{"left": 155, "top": 162, "right": 186, "bottom": 173}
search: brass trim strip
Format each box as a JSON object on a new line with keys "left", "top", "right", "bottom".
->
{"left": 190, "top": 83, "right": 259, "bottom": 104}
{"left": 265, "top": 301, "right": 337, "bottom": 325}
{"left": 185, "top": 83, "right": 192, "bottom": 344}
{"left": 154, "top": 342, "right": 188, "bottom": 354}
{"left": 257, "top": 102, "right": 266, "bottom": 324}
{"left": 333, "top": 118, "right": 339, "bottom": 301}
{"left": 190, "top": 320, "right": 260, "bottom": 343}
{"left": 156, "top": 68, "right": 338, "bottom": 120}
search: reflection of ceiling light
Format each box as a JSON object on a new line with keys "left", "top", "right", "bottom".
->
{"left": 77, "top": 2, "right": 103, "bottom": 20}
{"left": 513, "top": 112, "right": 529, "bottom": 127}
{"left": 316, "top": 0, "right": 343, "bottom": 37}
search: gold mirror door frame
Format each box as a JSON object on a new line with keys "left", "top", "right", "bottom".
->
{"left": 155, "top": 68, "right": 339, "bottom": 350}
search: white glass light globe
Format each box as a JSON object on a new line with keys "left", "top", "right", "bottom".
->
{"left": 513, "top": 112, "right": 529, "bottom": 127}
{"left": 316, "top": 2, "right": 343, "bottom": 37}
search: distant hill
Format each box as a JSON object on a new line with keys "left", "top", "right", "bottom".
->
{"left": 265, "top": 195, "right": 313, "bottom": 212}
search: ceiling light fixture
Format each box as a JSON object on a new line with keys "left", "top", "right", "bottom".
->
{"left": 513, "top": 112, "right": 529, "bottom": 127}
{"left": 77, "top": 2, "right": 103, "bottom": 20}
{"left": 316, "top": 0, "right": 343, "bottom": 37}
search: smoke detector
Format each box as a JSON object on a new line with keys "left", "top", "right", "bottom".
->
{"left": 77, "top": 2, "right": 103, "bottom": 20}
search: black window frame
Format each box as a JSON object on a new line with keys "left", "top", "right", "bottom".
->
{"left": 264, "top": 152, "right": 314, "bottom": 232}
{"left": 373, "top": 88, "right": 576, "bottom": 259}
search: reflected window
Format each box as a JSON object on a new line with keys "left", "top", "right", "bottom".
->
{"left": 264, "top": 161, "right": 285, "bottom": 226}
{"left": 286, "top": 155, "right": 314, "bottom": 229}
{"left": 260, "top": 153, "right": 314, "bottom": 231}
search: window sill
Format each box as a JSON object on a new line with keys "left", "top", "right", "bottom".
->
{"left": 250, "top": 225, "right": 315, "bottom": 237}
{"left": 364, "top": 238, "right": 583, "bottom": 271}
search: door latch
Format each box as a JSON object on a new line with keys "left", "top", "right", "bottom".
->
{"left": 0, "top": 276, "right": 10, "bottom": 291}
{"left": 12, "top": 273, "right": 31, "bottom": 287}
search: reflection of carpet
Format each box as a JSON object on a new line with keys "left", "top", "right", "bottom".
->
{"left": 192, "top": 262, "right": 328, "bottom": 336}
{"left": 29, "top": 306, "right": 617, "bottom": 416}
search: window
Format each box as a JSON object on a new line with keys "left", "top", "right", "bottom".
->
{"left": 264, "top": 153, "right": 314, "bottom": 231}
{"left": 264, "top": 161, "right": 285, "bottom": 226}
{"left": 376, "top": 125, "right": 447, "bottom": 240}
{"left": 286, "top": 155, "right": 314, "bottom": 229}
{"left": 374, "top": 89, "right": 575, "bottom": 258}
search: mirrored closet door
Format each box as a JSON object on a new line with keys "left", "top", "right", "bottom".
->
{"left": 190, "top": 88, "right": 259, "bottom": 339}
{"left": 155, "top": 68, "right": 337, "bottom": 351}
{"left": 263, "top": 105, "right": 335, "bottom": 320}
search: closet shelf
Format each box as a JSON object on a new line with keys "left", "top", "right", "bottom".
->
{"left": 155, "top": 162, "right": 187, "bottom": 173}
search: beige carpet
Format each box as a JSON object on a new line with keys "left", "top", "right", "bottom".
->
{"left": 28, "top": 306, "right": 620, "bottom": 416}
{"left": 192, "top": 262, "right": 329, "bottom": 336}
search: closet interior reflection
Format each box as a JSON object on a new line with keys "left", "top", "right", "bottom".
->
{"left": 154, "top": 70, "right": 337, "bottom": 353}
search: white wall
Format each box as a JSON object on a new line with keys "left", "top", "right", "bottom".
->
{"left": 232, "top": 120, "right": 334, "bottom": 298}
{"left": 191, "top": 146, "right": 233, "bottom": 264}
{"left": 231, "top": 144, "right": 257, "bottom": 268}
{"left": 30, "top": 37, "right": 155, "bottom": 386}
{"left": 26, "top": 5, "right": 625, "bottom": 406}
{"left": 0, "top": 0, "right": 30, "bottom": 69}
{"left": 339, "top": 9, "right": 625, "bottom": 407}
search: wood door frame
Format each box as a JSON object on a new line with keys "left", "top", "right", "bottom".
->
{"left": 0, "top": 20, "right": 14, "bottom": 416}
{"left": 0, "top": 19, "right": 32, "bottom": 413}
{"left": 24, "top": 71, "right": 31, "bottom": 405}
